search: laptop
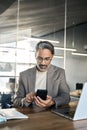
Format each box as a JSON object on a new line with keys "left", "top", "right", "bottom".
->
{"left": 51, "top": 82, "right": 87, "bottom": 121}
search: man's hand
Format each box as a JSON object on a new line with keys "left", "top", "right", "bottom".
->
{"left": 34, "top": 95, "right": 55, "bottom": 108}
{"left": 25, "top": 92, "right": 35, "bottom": 103}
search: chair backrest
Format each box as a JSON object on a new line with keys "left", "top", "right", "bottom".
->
{"left": 1, "top": 94, "right": 12, "bottom": 109}
{"left": 76, "top": 83, "right": 83, "bottom": 90}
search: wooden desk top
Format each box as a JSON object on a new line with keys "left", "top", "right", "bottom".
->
{"left": 0, "top": 104, "right": 87, "bottom": 130}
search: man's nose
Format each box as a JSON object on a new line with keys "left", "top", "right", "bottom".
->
{"left": 41, "top": 59, "right": 47, "bottom": 64}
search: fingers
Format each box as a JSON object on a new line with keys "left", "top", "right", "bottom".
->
{"left": 26, "top": 92, "right": 35, "bottom": 103}
{"left": 34, "top": 96, "right": 52, "bottom": 108}
{"left": 25, "top": 93, "right": 54, "bottom": 108}
{"left": 34, "top": 96, "right": 46, "bottom": 107}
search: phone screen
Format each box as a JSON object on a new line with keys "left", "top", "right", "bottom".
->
{"left": 36, "top": 89, "right": 48, "bottom": 100}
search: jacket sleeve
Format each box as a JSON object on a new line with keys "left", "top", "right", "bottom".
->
{"left": 13, "top": 73, "right": 31, "bottom": 107}
{"left": 52, "top": 69, "right": 70, "bottom": 108}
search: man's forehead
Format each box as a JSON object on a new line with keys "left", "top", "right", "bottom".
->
{"left": 36, "top": 48, "right": 52, "bottom": 54}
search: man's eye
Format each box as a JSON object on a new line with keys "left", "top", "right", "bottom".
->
{"left": 45, "top": 58, "right": 49, "bottom": 60}
{"left": 38, "top": 57, "right": 42, "bottom": 60}
{"left": 45, "top": 58, "right": 51, "bottom": 61}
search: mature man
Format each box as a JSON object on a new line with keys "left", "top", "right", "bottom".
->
{"left": 13, "top": 41, "right": 70, "bottom": 108}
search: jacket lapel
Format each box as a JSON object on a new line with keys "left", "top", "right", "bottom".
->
{"left": 47, "top": 65, "right": 54, "bottom": 95}
{"left": 28, "top": 66, "right": 36, "bottom": 92}
{"left": 28, "top": 65, "right": 55, "bottom": 94}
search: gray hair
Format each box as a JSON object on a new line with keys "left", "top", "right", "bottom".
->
{"left": 35, "top": 41, "right": 54, "bottom": 55}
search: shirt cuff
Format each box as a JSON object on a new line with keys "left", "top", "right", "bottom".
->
{"left": 21, "top": 98, "right": 31, "bottom": 107}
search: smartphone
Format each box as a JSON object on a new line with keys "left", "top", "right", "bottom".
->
{"left": 36, "top": 89, "right": 48, "bottom": 100}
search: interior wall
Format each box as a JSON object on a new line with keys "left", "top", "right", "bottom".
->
{"left": 66, "top": 23, "right": 87, "bottom": 90}
{"left": 43, "top": 23, "right": 87, "bottom": 91}
{"left": 0, "top": 0, "right": 87, "bottom": 93}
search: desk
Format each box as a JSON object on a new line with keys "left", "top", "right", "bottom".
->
{"left": 0, "top": 105, "right": 87, "bottom": 130}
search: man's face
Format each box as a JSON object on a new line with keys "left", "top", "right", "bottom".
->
{"left": 35, "top": 48, "right": 53, "bottom": 72}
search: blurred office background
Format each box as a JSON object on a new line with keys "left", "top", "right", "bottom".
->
{"left": 0, "top": 0, "right": 87, "bottom": 94}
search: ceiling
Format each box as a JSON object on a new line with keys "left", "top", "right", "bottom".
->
{"left": 0, "top": 0, "right": 87, "bottom": 43}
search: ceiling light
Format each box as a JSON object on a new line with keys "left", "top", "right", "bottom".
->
{"left": 72, "top": 52, "right": 87, "bottom": 56}
{"left": 54, "top": 55, "right": 63, "bottom": 58}
{"left": 54, "top": 47, "right": 76, "bottom": 51}
{"left": 24, "top": 37, "right": 60, "bottom": 44}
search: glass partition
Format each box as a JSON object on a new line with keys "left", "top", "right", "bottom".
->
{"left": 0, "top": 1, "right": 18, "bottom": 93}
{"left": 0, "top": 0, "right": 87, "bottom": 93}
{"left": 66, "top": 0, "right": 87, "bottom": 90}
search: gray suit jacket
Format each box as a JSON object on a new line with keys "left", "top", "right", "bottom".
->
{"left": 14, "top": 64, "right": 70, "bottom": 107}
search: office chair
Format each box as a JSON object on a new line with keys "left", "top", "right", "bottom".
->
{"left": 1, "top": 93, "right": 12, "bottom": 109}
{"left": 76, "top": 83, "right": 83, "bottom": 90}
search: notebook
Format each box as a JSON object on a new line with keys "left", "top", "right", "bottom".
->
{"left": 0, "top": 108, "right": 28, "bottom": 120}
{"left": 51, "top": 82, "right": 87, "bottom": 121}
